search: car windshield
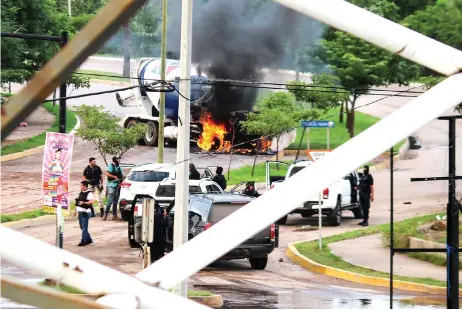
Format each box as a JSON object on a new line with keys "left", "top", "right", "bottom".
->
{"left": 156, "top": 185, "right": 202, "bottom": 197}
{"left": 289, "top": 166, "right": 305, "bottom": 177}
{"left": 170, "top": 199, "right": 211, "bottom": 221}
{"left": 127, "top": 170, "right": 170, "bottom": 182}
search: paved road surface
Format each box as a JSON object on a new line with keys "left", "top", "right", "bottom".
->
{"left": 1, "top": 219, "right": 440, "bottom": 309}
{"left": 2, "top": 57, "right": 461, "bottom": 308}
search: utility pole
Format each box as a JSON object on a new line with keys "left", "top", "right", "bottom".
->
{"left": 447, "top": 116, "right": 458, "bottom": 309}
{"left": 158, "top": 0, "right": 168, "bottom": 163}
{"left": 173, "top": 0, "right": 192, "bottom": 298}
{"left": 68, "top": 0, "right": 71, "bottom": 17}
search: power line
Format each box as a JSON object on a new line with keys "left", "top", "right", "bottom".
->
{"left": 148, "top": 80, "right": 434, "bottom": 172}
{"left": 71, "top": 70, "right": 424, "bottom": 94}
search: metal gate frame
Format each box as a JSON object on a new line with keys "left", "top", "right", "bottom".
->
{"left": 2, "top": 0, "right": 462, "bottom": 309}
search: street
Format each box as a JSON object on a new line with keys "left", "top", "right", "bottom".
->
{"left": 2, "top": 57, "right": 461, "bottom": 308}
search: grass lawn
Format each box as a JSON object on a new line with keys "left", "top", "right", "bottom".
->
{"left": 227, "top": 160, "right": 292, "bottom": 186}
{"left": 287, "top": 106, "right": 404, "bottom": 151}
{"left": 1, "top": 102, "right": 77, "bottom": 155}
{"left": 294, "top": 212, "right": 462, "bottom": 288}
{"left": 76, "top": 69, "right": 127, "bottom": 83}
{"left": 0, "top": 209, "right": 48, "bottom": 223}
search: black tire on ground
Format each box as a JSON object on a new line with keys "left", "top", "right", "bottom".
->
{"left": 126, "top": 119, "right": 145, "bottom": 145}
{"left": 249, "top": 257, "right": 268, "bottom": 270}
{"left": 352, "top": 204, "right": 363, "bottom": 219}
{"left": 328, "top": 197, "right": 342, "bottom": 226}
{"left": 277, "top": 215, "right": 288, "bottom": 225}
{"left": 144, "top": 121, "right": 158, "bottom": 146}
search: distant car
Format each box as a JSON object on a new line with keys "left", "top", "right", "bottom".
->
{"left": 154, "top": 178, "right": 224, "bottom": 208}
{"left": 165, "top": 193, "right": 277, "bottom": 270}
{"left": 119, "top": 163, "right": 177, "bottom": 221}
{"left": 126, "top": 178, "right": 223, "bottom": 248}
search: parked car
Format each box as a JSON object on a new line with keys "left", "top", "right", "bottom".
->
{"left": 120, "top": 164, "right": 216, "bottom": 221}
{"left": 126, "top": 178, "right": 223, "bottom": 248}
{"left": 266, "top": 160, "right": 362, "bottom": 226}
{"left": 154, "top": 178, "right": 224, "bottom": 208}
{"left": 165, "top": 193, "right": 277, "bottom": 270}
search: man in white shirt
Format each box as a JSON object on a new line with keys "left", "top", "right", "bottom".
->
{"left": 75, "top": 181, "right": 95, "bottom": 246}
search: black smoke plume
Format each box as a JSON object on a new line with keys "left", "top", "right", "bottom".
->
{"left": 167, "top": 0, "right": 322, "bottom": 121}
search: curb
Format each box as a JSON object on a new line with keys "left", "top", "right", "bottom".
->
{"left": 2, "top": 215, "right": 56, "bottom": 229}
{"left": 285, "top": 241, "right": 461, "bottom": 296}
{"left": 1, "top": 115, "right": 80, "bottom": 163}
{"left": 188, "top": 295, "right": 224, "bottom": 308}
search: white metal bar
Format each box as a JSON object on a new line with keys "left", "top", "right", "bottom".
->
{"left": 0, "top": 226, "right": 208, "bottom": 310}
{"left": 318, "top": 192, "right": 322, "bottom": 250}
{"left": 1, "top": 276, "right": 106, "bottom": 309}
{"left": 273, "top": 0, "right": 462, "bottom": 76}
{"left": 173, "top": 0, "right": 193, "bottom": 298}
{"left": 138, "top": 74, "right": 462, "bottom": 288}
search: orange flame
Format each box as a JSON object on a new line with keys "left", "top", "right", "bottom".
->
{"left": 197, "top": 114, "right": 227, "bottom": 151}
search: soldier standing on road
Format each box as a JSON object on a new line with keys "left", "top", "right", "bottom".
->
{"left": 149, "top": 202, "right": 169, "bottom": 264}
{"left": 213, "top": 166, "right": 227, "bottom": 190}
{"left": 74, "top": 181, "right": 95, "bottom": 246}
{"left": 83, "top": 157, "right": 104, "bottom": 217}
{"left": 358, "top": 165, "right": 374, "bottom": 227}
{"left": 189, "top": 163, "right": 201, "bottom": 180}
{"left": 103, "top": 156, "right": 123, "bottom": 221}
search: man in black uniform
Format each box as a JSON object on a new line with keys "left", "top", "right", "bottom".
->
{"left": 243, "top": 181, "right": 260, "bottom": 198}
{"left": 212, "top": 166, "right": 227, "bottom": 190}
{"left": 189, "top": 163, "right": 201, "bottom": 180}
{"left": 358, "top": 165, "right": 374, "bottom": 226}
{"left": 83, "top": 157, "right": 104, "bottom": 217}
{"left": 149, "top": 202, "right": 169, "bottom": 263}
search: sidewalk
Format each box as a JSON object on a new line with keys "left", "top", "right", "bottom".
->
{"left": 2, "top": 105, "right": 55, "bottom": 146}
{"left": 329, "top": 234, "right": 460, "bottom": 282}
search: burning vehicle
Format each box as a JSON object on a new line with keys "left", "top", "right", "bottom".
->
{"left": 115, "top": 58, "right": 273, "bottom": 155}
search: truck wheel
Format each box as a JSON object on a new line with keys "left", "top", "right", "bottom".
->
{"left": 277, "top": 215, "right": 288, "bottom": 225}
{"left": 144, "top": 121, "right": 158, "bottom": 146}
{"left": 328, "top": 198, "right": 342, "bottom": 226}
{"left": 352, "top": 204, "right": 363, "bottom": 219}
{"left": 249, "top": 257, "right": 268, "bottom": 270}
{"left": 126, "top": 119, "right": 145, "bottom": 145}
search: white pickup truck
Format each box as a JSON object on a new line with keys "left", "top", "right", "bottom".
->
{"left": 265, "top": 160, "right": 363, "bottom": 226}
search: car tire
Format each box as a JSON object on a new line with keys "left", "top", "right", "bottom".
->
{"left": 126, "top": 119, "right": 145, "bottom": 144}
{"left": 352, "top": 204, "right": 363, "bottom": 219}
{"left": 249, "top": 257, "right": 268, "bottom": 270}
{"left": 144, "top": 121, "right": 158, "bottom": 146}
{"left": 277, "top": 215, "right": 288, "bottom": 225}
{"left": 328, "top": 197, "right": 342, "bottom": 226}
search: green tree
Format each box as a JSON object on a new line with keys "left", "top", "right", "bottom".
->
{"left": 242, "top": 92, "right": 319, "bottom": 161}
{"left": 312, "top": 0, "right": 419, "bottom": 137}
{"left": 287, "top": 73, "right": 349, "bottom": 122}
{"left": 0, "top": 0, "right": 89, "bottom": 88}
{"left": 75, "top": 105, "right": 146, "bottom": 165}
{"left": 403, "top": 0, "right": 462, "bottom": 113}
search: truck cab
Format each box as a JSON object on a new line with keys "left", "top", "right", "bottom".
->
{"left": 266, "top": 160, "right": 363, "bottom": 226}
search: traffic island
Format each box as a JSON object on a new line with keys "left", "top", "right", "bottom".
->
{"left": 286, "top": 213, "right": 462, "bottom": 296}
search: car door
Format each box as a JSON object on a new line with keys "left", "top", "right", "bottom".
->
{"left": 341, "top": 173, "right": 353, "bottom": 205}
{"left": 265, "top": 161, "right": 290, "bottom": 191}
{"left": 228, "top": 181, "right": 248, "bottom": 194}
